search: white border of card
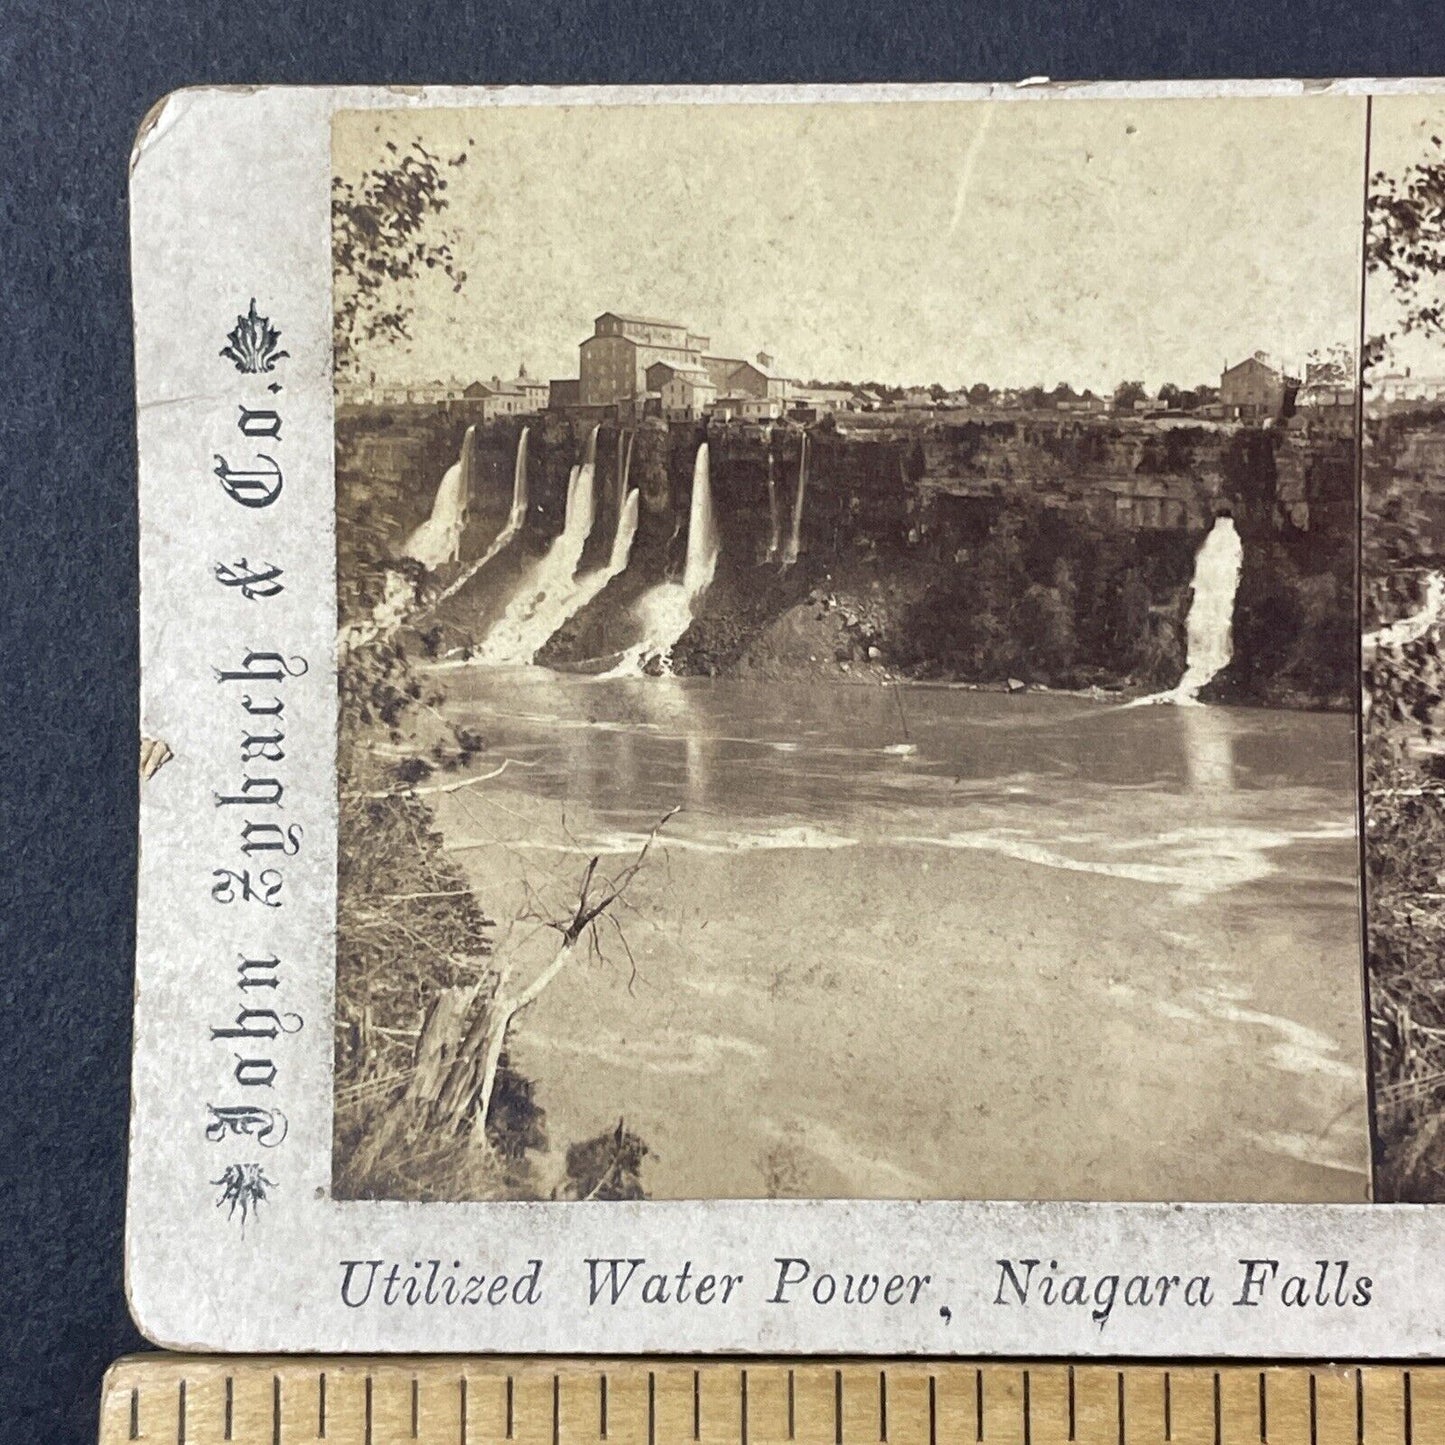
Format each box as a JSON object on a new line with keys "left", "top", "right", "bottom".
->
{"left": 130, "top": 79, "right": 1445, "bottom": 1355}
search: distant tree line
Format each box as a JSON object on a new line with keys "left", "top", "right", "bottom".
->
{"left": 802, "top": 376, "right": 1222, "bottom": 411}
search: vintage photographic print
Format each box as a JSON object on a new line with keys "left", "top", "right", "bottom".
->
{"left": 1363, "top": 94, "right": 1445, "bottom": 1202}
{"left": 130, "top": 81, "right": 1445, "bottom": 1357}
{"left": 331, "top": 96, "right": 1370, "bottom": 1207}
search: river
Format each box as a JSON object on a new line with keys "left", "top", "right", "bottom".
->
{"left": 430, "top": 668, "right": 1369, "bottom": 1203}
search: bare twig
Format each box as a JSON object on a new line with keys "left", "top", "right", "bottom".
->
{"left": 470, "top": 809, "right": 678, "bottom": 1133}
{"left": 558, "top": 806, "right": 680, "bottom": 945}
{"left": 345, "top": 756, "right": 538, "bottom": 801}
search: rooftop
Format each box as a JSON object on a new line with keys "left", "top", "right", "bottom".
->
{"left": 650, "top": 363, "right": 715, "bottom": 383}
{"left": 597, "top": 310, "right": 689, "bottom": 330}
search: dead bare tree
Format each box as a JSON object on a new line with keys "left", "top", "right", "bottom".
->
{"left": 471, "top": 807, "right": 675, "bottom": 1139}
{"left": 349, "top": 809, "right": 677, "bottom": 1188}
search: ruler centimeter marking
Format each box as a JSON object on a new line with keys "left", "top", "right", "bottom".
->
{"left": 99, "top": 1360, "right": 1445, "bottom": 1445}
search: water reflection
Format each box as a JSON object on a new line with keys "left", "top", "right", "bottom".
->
{"left": 430, "top": 668, "right": 1366, "bottom": 1201}
{"left": 1177, "top": 702, "right": 1236, "bottom": 794}
{"left": 437, "top": 670, "right": 1354, "bottom": 880}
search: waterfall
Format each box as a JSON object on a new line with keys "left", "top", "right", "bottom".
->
{"left": 616, "top": 429, "right": 635, "bottom": 520}
{"left": 476, "top": 426, "right": 600, "bottom": 663}
{"left": 1176, "top": 516, "right": 1244, "bottom": 699}
{"left": 424, "top": 426, "right": 531, "bottom": 617}
{"left": 551, "top": 488, "right": 642, "bottom": 641}
{"left": 505, "top": 425, "right": 530, "bottom": 535}
{"left": 608, "top": 442, "right": 718, "bottom": 674}
{"left": 781, "top": 431, "right": 808, "bottom": 568}
{"left": 1136, "top": 515, "right": 1244, "bottom": 706}
{"left": 605, "top": 489, "right": 642, "bottom": 578}
{"left": 1363, "top": 572, "right": 1445, "bottom": 654}
{"left": 765, "top": 440, "right": 782, "bottom": 562}
{"left": 401, "top": 425, "right": 475, "bottom": 568}
{"left": 682, "top": 439, "right": 720, "bottom": 599}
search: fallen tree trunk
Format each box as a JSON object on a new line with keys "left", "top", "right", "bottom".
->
{"left": 347, "top": 810, "right": 675, "bottom": 1190}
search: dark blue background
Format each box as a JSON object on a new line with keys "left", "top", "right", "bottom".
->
{"left": 3, "top": 3, "right": 1442, "bottom": 1440}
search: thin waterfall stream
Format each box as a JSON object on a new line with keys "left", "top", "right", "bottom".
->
{"left": 477, "top": 425, "right": 600, "bottom": 663}
{"left": 422, "top": 425, "right": 532, "bottom": 621}
{"left": 608, "top": 442, "right": 718, "bottom": 674}
{"left": 765, "top": 436, "right": 782, "bottom": 563}
{"left": 781, "top": 430, "right": 809, "bottom": 568}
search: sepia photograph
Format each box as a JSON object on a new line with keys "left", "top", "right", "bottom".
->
{"left": 330, "top": 95, "right": 1370, "bottom": 1207}
{"left": 1362, "top": 94, "right": 1445, "bottom": 1203}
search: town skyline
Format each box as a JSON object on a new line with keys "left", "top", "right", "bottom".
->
{"left": 344, "top": 332, "right": 1339, "bottom": 402}
{"left": 334, "top": 96, "right": 1368, "bottom": 398}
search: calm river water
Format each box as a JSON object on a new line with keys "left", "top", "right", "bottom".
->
{"left": 433, "top": 668, "right": 1369, "bottom": 1203}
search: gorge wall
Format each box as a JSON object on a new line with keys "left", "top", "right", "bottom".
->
{"left": 337, "top": 407, "right": 1357, "bottom": 707}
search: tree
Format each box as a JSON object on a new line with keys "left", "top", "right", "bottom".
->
{"left": 386, "top": 812, "right": 675, "bottom": 1148}
{"left": 1305, "top": 342, "right": 1355, "bottom": 384}
{"left": 332, "top": 139, "right": 469, "bottom": 376}
{"left": 967, "top": 382, "right": 994, "bottom": 406}
{"left": 1157, "top": 382, "right": 1182, "bottom": 407}
{"left": 1356, "top": 133, "right": 1445, "bottom": 1198}
{"left": 1110, "top": 567, "right": 1153, "bottom": 671}
{"left": 1367, "top": 132, "right": 1445, "bottom": 349}
{"left": 565, "top": 1121, "right": 651, "bottom": 1201}
{"left": 1112, "top": 380, "right": 1147, "bottom": 413}
{"left": 1018, "top": 577, "right": 1077, "bottom": 678}
{"left": 905, "top": 437, "right": 926, "bottom": 483}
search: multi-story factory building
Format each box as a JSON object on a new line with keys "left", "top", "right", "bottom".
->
{"left": 578, "top": 312, "right": 713, "bottom": 406}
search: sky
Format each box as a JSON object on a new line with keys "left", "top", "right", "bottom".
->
{"left": 333, "top": 94, "right": 1371, "bottom": 395}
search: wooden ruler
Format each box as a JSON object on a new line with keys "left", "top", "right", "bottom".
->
{"left": 99, "top": 1358, "right": 1442, "bottom": 1445}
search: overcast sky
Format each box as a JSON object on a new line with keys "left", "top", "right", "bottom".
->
{"left": 334, "top": 94, "right": 1370, "bottom": 394}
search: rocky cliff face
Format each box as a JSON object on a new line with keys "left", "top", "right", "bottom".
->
{"left": 337, "top": 407, "right": 1356, "bottom": 706}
